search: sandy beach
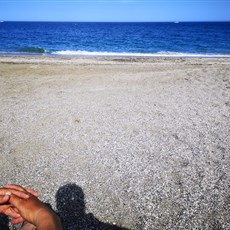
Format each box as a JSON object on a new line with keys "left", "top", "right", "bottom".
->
{"left": 0, "top": 56, "right": 229, "bottom": 229}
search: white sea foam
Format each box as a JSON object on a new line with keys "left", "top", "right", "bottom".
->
{"left": 52, "top": 50, "right": 230, "bottom": 58}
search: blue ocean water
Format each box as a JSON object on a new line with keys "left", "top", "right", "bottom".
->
{"left": 0, "top": 22, "right": 230, "bottom": 57}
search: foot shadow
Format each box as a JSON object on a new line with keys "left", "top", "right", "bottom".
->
{"left": 56, "top": 183, "right": 129, "bottom": 230}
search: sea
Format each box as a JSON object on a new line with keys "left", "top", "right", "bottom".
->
{"left": 0, "top": 21, "right": 230, "bottom": 57}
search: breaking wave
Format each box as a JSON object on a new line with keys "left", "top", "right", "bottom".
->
{"left": 52, "top": 50, "right": 230, "bottom": 57}
{"left": 18, "top": 47, "right": 47, "bottom": 54}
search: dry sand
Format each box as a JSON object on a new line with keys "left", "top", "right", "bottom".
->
{"left": 0, "top": 56, "right": 229, "bottom": 229}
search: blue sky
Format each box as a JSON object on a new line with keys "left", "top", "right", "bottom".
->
{"left": 0, "top": 0, "right": 230, "bottom": 22}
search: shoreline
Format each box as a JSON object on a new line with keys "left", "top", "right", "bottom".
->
{"left": 1, "top": 53, "right": 230, "bottom": 59}
{"left": 1, "top": 55, "right": 230, "bottom": 65}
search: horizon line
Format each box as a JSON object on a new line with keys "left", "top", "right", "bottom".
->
{"left": 2, "top": 20, "right": 230, "bottom": 23}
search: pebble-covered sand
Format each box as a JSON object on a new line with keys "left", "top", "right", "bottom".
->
{"left": 0, "top": 56, "right": 229, "bottom": 229}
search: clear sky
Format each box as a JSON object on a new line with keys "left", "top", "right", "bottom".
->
{"left": 0, "top": 0, "right": 230, "bottom": 22}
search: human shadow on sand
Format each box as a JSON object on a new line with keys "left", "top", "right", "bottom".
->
{"left": 56, "top": 183, "right": 129, "bottom": 230}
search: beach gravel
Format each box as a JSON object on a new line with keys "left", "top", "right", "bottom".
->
{"left": 0, "top": 56, "right": 229, "bottom": 229}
